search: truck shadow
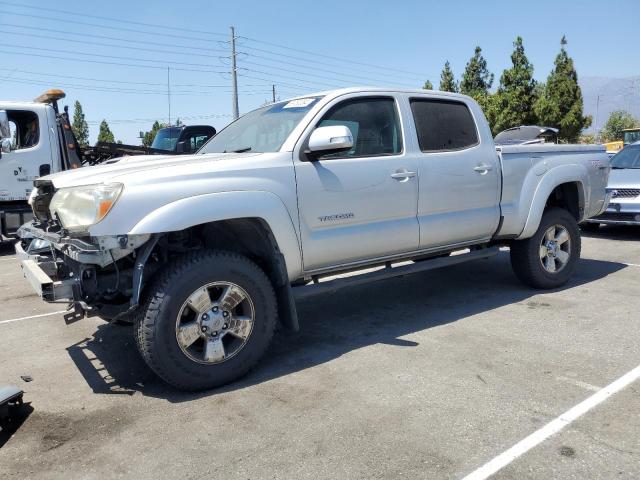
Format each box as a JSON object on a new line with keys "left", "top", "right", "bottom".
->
{"left": 0, "top": 241, "right": 16, "bottom": 257}
{"left": 581, "top": 224, "right": 639, "bottom": 241}
{"left": 66, "top": 252, "right": 627, "bottom": 402}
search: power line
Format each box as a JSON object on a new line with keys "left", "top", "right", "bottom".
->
{"left": 239, "top": 49, "right": 418, "bottom": 87}
{"left": 241, "top": 67, "right": 339, "bottom": 89}
{"left": 239, "top": 44, "right": 429, "bottom": 84}
{"left": 242, "top": 60, "right": 353, "bottom": 87}
{"left": 2, "top": 42, "right": 222, "bottom": 69}
{"left": 2, "top": 23, "right": 222, "bottom": 54}
{"left": 1, "top": 49, "right": 223, "bottom": 73}
{"left": 0, "top": 76, "right": 261, "bottom": 95}
{"left": 241, "top": 36, "right": 428, "bottom": 79}
{"left": 0, "top": 28, "right": 227, "bottom": 58}
{"left": 6, "top": 69, "right": 271, "bottom": 89}
{"left": 85, "top": 113, "right": 233, "bottom": 125}
{"left": 0, "top": 1, "right": 227, "bottom": 37}
{"left": 238, "top": 73, "right": 312, "bottom": 92}
{"left": 0, "top": 10, "right": 223, "bottom": 44}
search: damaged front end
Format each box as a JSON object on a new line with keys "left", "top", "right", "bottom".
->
{"left": 16, "top": 225, "right": 158, "bottom": 322}
{"left": 16, "top": 181, "right": 159, "bottom": 323}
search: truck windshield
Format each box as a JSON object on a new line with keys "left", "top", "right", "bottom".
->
{"left": 610, "top": 145, "right": 640, "bottom": 169}
{"left": 151, "top": 127, "right": 181, "bottom": 150}
{"left": 199, "top": 97, "right": 322, "bottom": 154}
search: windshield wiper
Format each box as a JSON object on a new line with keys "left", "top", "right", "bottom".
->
{"left": 223, "top": 147, "right": 252, "bottom": 153}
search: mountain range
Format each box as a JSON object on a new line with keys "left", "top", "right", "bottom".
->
{"left": 580, "top": 76, "right": 640, "bottom": 134}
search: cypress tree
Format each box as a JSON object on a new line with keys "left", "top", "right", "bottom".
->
{"left": 492, "top": 37, "right": 538, "bottom": 134}
{"left": 534, "top": 36, "right": 592, "bottom": 142}
{"left": 71, "top": 100, "right": 89, "bottom": 148}
{"left": 97, "top": 119, "right": 115, "bottom": 144}
{"left": 423, "top": 80, "right": 434, "bottom": 90}
{"left": 460, "top": 46, "right": 494, "bottom": 100}
{"left": 439, "top": 61, "right": 458, "bottom": 93}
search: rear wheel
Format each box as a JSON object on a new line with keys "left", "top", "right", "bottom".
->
{"left": 510, "top": 207, "right": 581, "bottom": 289}
{"left": 135, "top": 251, "right": 277, "bottom": 391}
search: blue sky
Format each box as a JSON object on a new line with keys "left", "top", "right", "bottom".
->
{"left": 1, "top": 0, "right": 638, "bottom": 144}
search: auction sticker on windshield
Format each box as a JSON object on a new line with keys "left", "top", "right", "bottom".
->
{"left": 283, "top": 98, "right": 317, "bottom": 109}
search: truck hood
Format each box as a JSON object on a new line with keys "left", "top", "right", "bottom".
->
{"left": 608, "top": 168, "right": 640, "bottom": 189}
{"left": 43, "top": 152, "right": 264, "bottom": 189}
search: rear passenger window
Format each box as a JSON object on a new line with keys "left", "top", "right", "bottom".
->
{"left": 410, "top": 99, "right": 478, "bottom": 152}
{"left": 316, "top": 97, "right": 403, "bottom": 159}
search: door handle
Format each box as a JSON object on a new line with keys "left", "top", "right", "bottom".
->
{"left": 473, "top": 164, "right": 493, "bottom": 174}
{"left": 391, "top": 170, "right": 417, "bottom": 181}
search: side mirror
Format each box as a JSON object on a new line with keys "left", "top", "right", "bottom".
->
{"left": 1, "top": 139, "right": 11, "bottom": 154}
{"left": 307, "top": 125, "right": 353, "bottom": 158}
{"left": 0, "top": 110, "right": 9, "bottom": 139}
{"left": 176, "top": 141, "right": 188, "bottom": 153}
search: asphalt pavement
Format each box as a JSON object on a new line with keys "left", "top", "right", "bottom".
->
{"left": 0, "top": 226, "right": 638, "bottom": 479}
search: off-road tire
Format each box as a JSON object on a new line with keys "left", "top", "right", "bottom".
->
{"left": 510, "top": 207, "right": 581, "bottom": 289}
{"left": 134, "top": 250, "right": 277, "bottom": 391}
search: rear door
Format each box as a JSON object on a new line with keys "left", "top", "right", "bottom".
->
{"left": 408, "top": 96, "right": 500, "bottom": 248}
{"left": 294, "top": 94, "right": 419, "bottom": 271}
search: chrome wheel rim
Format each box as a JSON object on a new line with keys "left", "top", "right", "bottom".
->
{"left": 175, "top": 281, "right": 255, "bottom": 365}
{"left": 539, "top": 224, "right": 571, "bottom": 273}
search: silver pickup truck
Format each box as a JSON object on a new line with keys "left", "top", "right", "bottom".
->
{"left": 13, "top": 88, "right": 610, "bottom": 391}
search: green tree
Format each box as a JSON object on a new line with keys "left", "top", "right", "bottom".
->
{"left": 491, "top": 37, "right": 538, "bottom": 135}
{"left": 96, "top": 119, "right": 115, "bottom": 144}
{"left": 599, "top": 110, "right": 640, "bottom": 142}
{"left": 439, "top": 61, "right": 458, "bottom": 93}
{"left": 460, "top": 46, "right": 494, "bottom": 100}
{"left": 142, "top": 120, "right": 164, "bottom": 147}
{"left": 534, "top": 36, "right": 591, "bottom": 142}
{"left": 71, "top": 100, "right": 89, "bottom": 148}
{"left": 423, "top": 80, "right": 434, "bottom": 90}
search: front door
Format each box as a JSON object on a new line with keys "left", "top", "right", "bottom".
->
{"left": 294, "top": 95, "right": 419, "bottom": 271}
{"left": 0, "top": 109, "right": 51, "bottom": 203}
{"left": 408, "top": 97, "right": 501, "bottom": 248}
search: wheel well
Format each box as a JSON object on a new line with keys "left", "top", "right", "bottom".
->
{"left": 180, "top": 218, "right": 287, "bottom": 287}
{"left": 150, "top": 218, "right": 299, "bottom": 330}
{"left": 545, "top": 182, "right": 583, "bottom": 221}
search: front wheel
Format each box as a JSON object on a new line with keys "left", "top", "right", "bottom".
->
{"left": 510, "top": 207, "right": 581, "bottom": 289}
{"left": 135, "top": 251, "right": 277, "bottom": 391}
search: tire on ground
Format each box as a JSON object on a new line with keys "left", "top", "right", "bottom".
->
{"left": 134, "top": 250, "right": 277, "bottom": 391}
{"left": 510, "top": 207, "right": 581, "bottom": 289}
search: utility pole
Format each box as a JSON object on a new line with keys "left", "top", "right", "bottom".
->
{"left": 230, "top": 26, "right": 239, "bottom": 120}
{"left": 272, "top": 84, "right": 276, "bottom": 103}
{"left": 167, "top": 66, "right": 171, "bottom": 127}
{"left": 594, "top": 95, "right": 600, "bottom": 142}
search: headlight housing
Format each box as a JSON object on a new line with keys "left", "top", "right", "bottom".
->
{"left": 49, "top": 183, "right": 123, "bottom": 231}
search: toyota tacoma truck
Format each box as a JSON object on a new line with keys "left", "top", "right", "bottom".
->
{"left": 14, "top": 88, "right": 610, "bottom": 391}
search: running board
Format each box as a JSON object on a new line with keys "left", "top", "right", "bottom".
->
{"left": 292, "top": 246, "right": 500, "bottom": 300}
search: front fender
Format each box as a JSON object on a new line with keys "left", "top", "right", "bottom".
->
{"left": 127, "top": 191, "right": 303, "bottom": 279}
{"left": 518, "top": 164, "right": 588, "bottom": 239}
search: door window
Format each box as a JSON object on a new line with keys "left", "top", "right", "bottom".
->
{"left": 188, "top": 134, "right": 210, "bottom": 152}
{"left": 7, "top": 110, "right": 40, "bottom": 149}
{"left": 410, "top": 99, "right": 478, "bottom": 152}
{"left": 316, "top": 97, "right": 403, "bottom": 159}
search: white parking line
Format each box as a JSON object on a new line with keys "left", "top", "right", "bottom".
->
{"left": 461, "top": 363, "right": 640, "bottom": 480}
{"left": 624, "top": 262, "right": 640, "bottom": 267}
{"left": 0, "top": 310, "right": 66, "bottom": 325}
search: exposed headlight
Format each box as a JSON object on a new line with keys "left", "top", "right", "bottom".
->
{"left": 27, "top": 188, "right": 38, "bottom": 206}
{"left": 49, "top": 183, "right": 123, "bottom": 231}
